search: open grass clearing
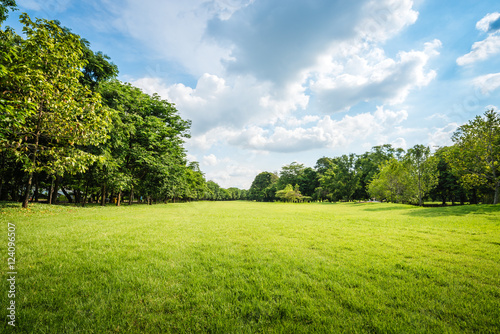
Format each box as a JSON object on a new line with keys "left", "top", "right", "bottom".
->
{"left": 1, "top": 201, "right": 499, "bottom": 333}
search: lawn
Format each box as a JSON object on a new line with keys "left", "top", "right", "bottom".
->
{"left": 1, "top": 201, "right": 499, "bottom": 333}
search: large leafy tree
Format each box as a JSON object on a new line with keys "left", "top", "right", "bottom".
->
{"left": 319, "top": 154, "right": 360, "bottom": 201}
{"left": 355, "top": 144, "right": 401, "bottom": 199}
{"left": 277, "top": 162, "right": 305, "bottom": 190}
{"left": 249, "top": 171, "right": 278, "bottom": 202}
{"left": 0, "top": 14, "right": 112, "bottom": 208}
{"left": 430, "top": 146, "right": 467, "bottom": 205}
{"left": 447, "top": 109, "right": 500, "bottom": 204}
{"left": 98, "top": 80, "right": 190, "bottom": 205}
{"left": 299, "top": 167, "right": 319, "bottom": 197}
{"left": 368, "top": 158, "right": 409, "bottom": 203}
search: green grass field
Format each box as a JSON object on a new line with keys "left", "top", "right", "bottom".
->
{"left": 1, "top": 201, "right": 499, "bottom": 333}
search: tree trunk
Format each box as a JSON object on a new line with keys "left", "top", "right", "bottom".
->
{"left": 74, "top": 189, "right": 81, "bottom": 204}
{"left": 494, "top": 181, "right": 499, "bottom": 205}
{"left": 128, "top": 187, "right": 134, "bottom": 205}
{"left": 471, "top": 189, "right": 478, "bottom": 204}
{"left": 22, "top": 173, "right": 33, "bottom": 208}
{"left": 82, "top": 180, "right": 89, "bottom": 207}
{"left": 116, "top": 191, "right": 121, "bottom": 206}
{"left": 24, "top": 106, "right": 43, "bottom": 208}
{"left": 33, "top": 174, "right": 39, "bottom": 202}
{"left": 48, "top": 179, "right": 54, "bottom": 204}
{"left": 100, "top": 184, "right": 106, "bottom": 206}
{"left": 61, "top": 187, "right": 73, "bottom": 203}
{"left": 51, "top": 175, "right": 60, "bottom": 204}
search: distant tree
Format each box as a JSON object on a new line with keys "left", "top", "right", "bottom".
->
{"left": 447, "top": 109, "right": 500, "bottom": 204}
{"left": 355, "top": 144, "right": 398, "bottom": 199}
{"left": 277, "top": 162, "right": 305, "bottom": 190}
{"left": 404, "top": 145, "right": 438, "bottom": 206}
{"left": 249, "top": 172, "right": 278, "bottom": 201}
{"left": 368, "top": 158, "right": 408, "bottom": 203}
{"left": 275, "top": 184, "right": 304, "bottom": 202}
{"left": 315, "top": 157, "right": 333, "bottom": 175}
{"left": 429, "top": 146, "right": 467, "bottom": 205}
{"left": 319, "top": 154, "right": 360, "bottom": 201}
{"left": 299, "top": 167, "right": 319, "bottom": 197}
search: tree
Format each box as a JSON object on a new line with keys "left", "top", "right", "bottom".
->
{"left": 0, "top": 0, "right": 16, "bottom": 24}
{"left": 315, "top": 157, "right": 334, "bottom": 175}
{"left": 319, "top": 154, "right": 360, "bottom": 201}
{"left": 404, "top": 145, "right": 438, "bottom": 206}
{"left": 0, "top": 14, "right": 112, "bottom": 208}
{"left": 368, "top": 158, "right": 408, "bottom": 203}
{"left": 429, "top": 146, "right": 467, "bottom": 205}
{"left": 447, "top": 109, "right": 500, "bottom": 204}
{"left": 275, "top": 184, "right": 304, "bottom": 202}
{"left": 355, "top": 144, "right": 399, "bottom": 199}
{"left": 277, "top": 162, "right": 305, "bottom": 190}
{"left": 249, "top": 172, "right": 278, "bottom": 201}
{"left": 299, "top": 167, "right": 319, "bottom": 197}
{"left": 98, "top": 79, "right": 191, "bottom": 205}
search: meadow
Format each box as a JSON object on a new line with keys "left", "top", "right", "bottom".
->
{"left": 1, "top": 201, "right": 499, "bottom": 333}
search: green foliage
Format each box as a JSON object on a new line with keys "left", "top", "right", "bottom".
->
{"left": 404, "top": 145, "right": 439, "bottom": 205}
{"left": 0, "top": 0, "right": 16, "bottom": 23}
{"left": 429, "top": 147, "right": 467, "bottom": 204}
{"left": 277, "top": 162, "right": 305, "bottom": 189}
{"left": 275, "top": 184, "right": 305, "bottom": 202}
{"left": 355, "top": 144, "right": 400, "bottom": 199}
{"left": 0, "top": 14, "right": 112, "bottom": 207}
{"left": 319, "top": 154, "right": 360, "bottom": 201}
{"left": 447, "top": 109, "right": 500, "bottom": 204}
{"left": 97, "top": 79, "right": 191, "bottom": 203}
{"left": 368, "top": 158, "right": 409, "bottom": 203}
{"left": 249, "top": 171, "right": 278, "bottom": 201}
{"left": 0, "top": 10, "right": 242, "bottom": 207}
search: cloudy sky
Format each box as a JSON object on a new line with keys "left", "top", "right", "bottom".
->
{"left": 7, "top": 0, "right": 500, "bottom": 188}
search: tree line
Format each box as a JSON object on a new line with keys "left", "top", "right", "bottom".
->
{"left": 0, "top": 3, "right": 246, "bottom": 208}
{"left": 248, "top": 109, "right": 500, "bottom": 205}
{"left": 1, "top": 3, "right": 499, "bottom": 208}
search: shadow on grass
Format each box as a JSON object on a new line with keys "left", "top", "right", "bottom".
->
{"left": 362, "top": 205, "right": 413, "bottom": 212}
{"left": 404, "top": 204, "right": 500, "bottom": 218}
{"left": 0, "top": 201, "right": 21, "bottom": 209}
{"left": 361, "top": 202, "right": 500, "bottom": 218}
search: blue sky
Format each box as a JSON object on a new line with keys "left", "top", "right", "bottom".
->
{"left": 6, "top": 0, "right": 500, "bottom": 188}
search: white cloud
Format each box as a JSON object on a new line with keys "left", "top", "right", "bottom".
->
{"left": 457, "top": 12, "right": 500, "bottom": 66}
{"left": 310, "top": 39, "right": 441, "bottom": 112}
{"left": 476, "top": 12, "right": 500, "bottom": 32}
{"left": 113, "top": 0, "right": 240, "bottom": 76}
{"left": 192, "top": 106, "right": 408, "bottom": 153}
{"left": 357, "top": 0, "right": 418, "bottom": 42}
{"left": 207, "top": 0, "right": 419, "bottom": 85}
{"left": 390, "top": 137, "right": 407, "bottom": 150}
{"left": 202, "top": 154, "right": 218, "bottom": 166}
{"left": 133, "top": 74, "right": 309, "bottom": 134}
{"left": 473, "top": 73, "right": 500, "bottom": 95}
{"left": 427, "top": 123, "right": 459, "bottom": 149}
{"left": 127, "top": 0, "right": 434, "bottom": 137}
{"left": 203, "top": 157, "right": 261, "bottom": 189}
{"left": 457, "top": 35, "right": 500, "bottom": 66}
{"left": 185, "top": 153, "right": 198, "bottom": 162}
